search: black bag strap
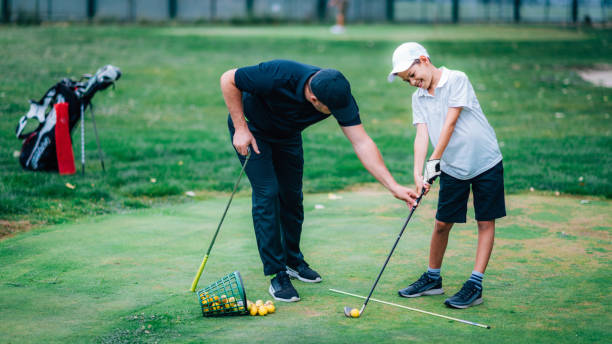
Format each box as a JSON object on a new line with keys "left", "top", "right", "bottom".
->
{"left": 15, "top": 85, "right": 57, "bottom": 140}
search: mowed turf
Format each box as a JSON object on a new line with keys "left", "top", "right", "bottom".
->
{"left": 1, "top": 187, "right": 610, "bottom": 343}
{"left": 1, "top": 24, "right": 611, "bottom": 231}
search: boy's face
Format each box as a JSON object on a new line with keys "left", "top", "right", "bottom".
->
{"left": 396, "top": 57, "right": 433, "bottom": 90}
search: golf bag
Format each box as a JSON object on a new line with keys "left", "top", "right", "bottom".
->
{"left": 16, "top": 65, "right": 121, "bottom": 173}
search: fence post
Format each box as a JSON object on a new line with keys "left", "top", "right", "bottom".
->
{"left": 169, "top": 0, "right": 177, "bottom": 19}
{"left": 210, "top": 0, "right": 216, "bottom": 20}
{"left": 386, "top": 0, "right": 394, "bottom": 22}
{"left": 246, "top": 0, "right": 254, "bottom": 18}
{"left": 87, "top": 0, "right": 96, "bottom": 21}
{"left": 514, "top": 0, "right": 521, "bottom": 23}
{"left": 1, "top": 0, "right": 10, "bottom": 23}
{"left": 317, "top": 0, "right": 327, "bottom": 22}
{"left": 452, "top": 0, "right": 459, "bottom": 23}
{"left": 571, "top": 0, "right": 578, "bottom": 23}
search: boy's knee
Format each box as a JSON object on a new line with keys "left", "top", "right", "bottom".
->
{"left": 434, "top": 220, "right": 453, "bottom": 234}
{"left": 477, "top": 220, "right": 495, "bottom": 232}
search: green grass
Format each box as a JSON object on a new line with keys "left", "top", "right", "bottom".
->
{"left": 0, "top": 189, "right": 610, "bottom": 343}
{"left": 1, "top": 24, "right": 611, "bottom": 229}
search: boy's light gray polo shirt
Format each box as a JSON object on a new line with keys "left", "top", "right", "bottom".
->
{"left": 412, "top": 67, "right": 502, "bottom": 180}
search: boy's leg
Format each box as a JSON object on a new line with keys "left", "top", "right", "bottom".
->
{"left": 432, "top": 171, "right": 470, "bottom": 268}
{"left": 398, "top": 172, "right": 468, "bottom": 298}
{"left": 474, "top": 220, "right": 495, "bottom": 273}
{"left": 472, "top": 160, "right": 505, "bottom": 274}
{"left": 445, "top": 161, "right": 505, "bottom": 309}
{"left": 429, "top": 220, "right": 454, "bottom": 269}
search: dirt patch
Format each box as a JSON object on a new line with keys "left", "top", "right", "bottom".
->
{"left": 0, "top": 220, "right": 33, "bottom": 240}
{"left": 577, "top": 65, "right": 612, "bottom": 87}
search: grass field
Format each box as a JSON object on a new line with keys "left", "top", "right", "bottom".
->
{"left": 0, "top": 187, "right": 610, "bottom": 343}
{"left": 0, "top": 24, "right": 611, "bottom": 232}
{"left": 0, "top": 24, "right": 611, "bottom": 343}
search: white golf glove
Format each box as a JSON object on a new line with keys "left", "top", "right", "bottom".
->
{"left": 423, "top": 159, "right": 441, "bottom": 185}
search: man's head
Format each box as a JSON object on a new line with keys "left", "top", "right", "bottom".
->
{"left": 306, "top": 69, "right": 357, "bottom": 117}
{"left": 387, "top": 42, "right": 435, "bottom": 90}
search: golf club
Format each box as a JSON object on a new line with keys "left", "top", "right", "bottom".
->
{"left": 343, "top": 176, "right": 437, "bottom": 318}
{"left": 331, "top": 288, "right": 490, "bottom": 329}
{"left": 189, "top": 147, "right": 251, "bottom": 292}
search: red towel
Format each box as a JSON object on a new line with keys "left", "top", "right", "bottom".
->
{"left": 54, "top": 102, "right": 76, "bottom": 175}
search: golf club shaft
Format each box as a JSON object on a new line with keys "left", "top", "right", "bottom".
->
{"left": 330, "top": 288, "right": 490, "bottom": 329}
{"left": 190, "top": 150, "right": 251, "bottom": 292}
{"left": 88, "top": 104, "right": 106, "bottom": 172}
{"left": 80, "top": 105, "right": 85, "bottom": 175}
{"left": 360, "top": 188, "right": 426, "bottom": 314}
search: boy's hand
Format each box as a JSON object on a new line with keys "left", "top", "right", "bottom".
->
{"left": 424, "top": 159, "right": 441, "bottom": 185}
{"left": 414, "top": 176, "right": 431, "bottom": 196}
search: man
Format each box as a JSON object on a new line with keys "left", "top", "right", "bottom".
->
{"left": 220, "top": 59, "right": 417, "bottom": 302}
{"left": 329, "top": 0, "right": 349, "bottom": 34}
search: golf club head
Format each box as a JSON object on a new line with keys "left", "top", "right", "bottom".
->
{"left": 344, "top": 306, "right": 360, "bottom": 318}
{"left": 343, "top": 306, "right": 352, "bottom": 317}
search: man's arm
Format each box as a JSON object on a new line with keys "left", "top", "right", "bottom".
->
{"left": 220, "top": 69, "right": 260, "bottom": 156}
{"left": 341, "top": 124, "right": 417, "bottom": 206}
{"left": 413, "top": 123, "right": 429, "bottom": 195}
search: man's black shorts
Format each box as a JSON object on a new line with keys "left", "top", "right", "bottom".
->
{"left": 436, "top": 161, "right": 506, "bottom": 223}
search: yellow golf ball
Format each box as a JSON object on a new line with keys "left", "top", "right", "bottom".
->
{"left": 350, "top": 308, "right": 360, "bottom": 318}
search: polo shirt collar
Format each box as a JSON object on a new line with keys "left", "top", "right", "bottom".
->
{"left": 416, "top": 67, "right": 449, "bottom": 97}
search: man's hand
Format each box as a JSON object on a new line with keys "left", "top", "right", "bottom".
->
{"left": 424, "top": 159, "right": 441, "bottom": 185}
{"left": 233, "top": 127, "right": 260, "bottom": 156}
{"left": 390, "top": 184, "right": 418, "bottom": 208}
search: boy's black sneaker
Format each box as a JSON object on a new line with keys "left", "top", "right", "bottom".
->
{"left": 269, "top": 271, "right": 300, "bottom": 302}
{"left": 398, "top": 272, "right": 444, "bottom": 298}
{"left": 286, "top": 263, "right": 322, "bottom": 283}
{"left": 444, "top": 280, "right": 483, "bottom": 309}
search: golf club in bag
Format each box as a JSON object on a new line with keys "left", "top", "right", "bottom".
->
{"left": 343, "top": 174, "right": 438, "bottom": 318}
{"left": 190, "top": 148, "right": 251, "bottom": 292}
{"left": 16, "top": 65, "right": 121, "bottom": 174}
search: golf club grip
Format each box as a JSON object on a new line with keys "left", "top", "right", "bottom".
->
{"left": 190, "top": 254, "right": 209, "bottom": 292}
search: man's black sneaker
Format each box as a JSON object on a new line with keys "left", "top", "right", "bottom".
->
{"left": 286, "top": 263, "right": 322, "bottom": 283}
{"left": 398, "top": 272, "right": 444, "bottom": 298}
{"left": 269, "top": 271, "right": 300, "bottom": 302}
{"left": 444, "top": 280, "right": 483, "bottom": 309}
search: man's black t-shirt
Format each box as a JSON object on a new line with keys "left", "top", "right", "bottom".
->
{"left": 234, "top": 59, "right": 361, "bottom": 137}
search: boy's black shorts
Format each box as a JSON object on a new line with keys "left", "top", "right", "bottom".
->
{"left": 436, "top": 161, "right": 506, "bottom": 223}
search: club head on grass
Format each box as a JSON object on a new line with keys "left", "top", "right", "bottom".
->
{"left": 344, "top": 306, "right": 360, "bottom": 318}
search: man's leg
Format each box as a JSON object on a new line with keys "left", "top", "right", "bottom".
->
{"left": 273, "top": 138, "right": 304, "bottom": 269}
{"left": 229, "top": 119, "right": 285, "bottom": 276}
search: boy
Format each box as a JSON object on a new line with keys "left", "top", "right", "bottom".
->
{"left": 387, "top": 42, "right": 505, "bottom": 309}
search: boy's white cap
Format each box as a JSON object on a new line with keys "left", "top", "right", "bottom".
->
{"left": 387, "top": 42, "right": 429, "bottom": 82}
